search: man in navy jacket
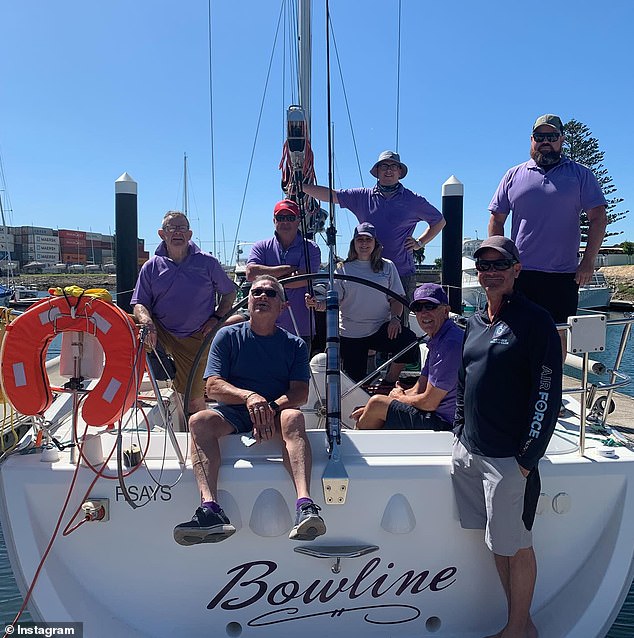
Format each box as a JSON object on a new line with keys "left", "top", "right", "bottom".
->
{"left": 452, "top": 236, "right": 562, "bottom": 638}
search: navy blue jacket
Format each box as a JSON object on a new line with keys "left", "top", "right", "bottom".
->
{"left": 454, "top": 292, "right": 562, "bottom": 470}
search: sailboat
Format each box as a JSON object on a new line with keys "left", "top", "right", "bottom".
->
{"left": 1, "top": 3, "right": 634, "bottom": 638}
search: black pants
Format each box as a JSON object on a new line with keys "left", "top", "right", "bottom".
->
{"left": 340, "top": 322, "right": 419, "bottom": 382}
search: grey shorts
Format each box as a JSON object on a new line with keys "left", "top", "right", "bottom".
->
{"left": 208, "top": 404, "right": 254, "bottom": 435}
{"left": 384, "top": 401, "right": 453, "bottom": 431}
{"left": 451, "top": 438, "right": 532, "bottom": 556}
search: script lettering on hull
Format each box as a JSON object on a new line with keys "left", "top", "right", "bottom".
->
{"left": 207, "top": 558, "right": 457, "bottom": 627}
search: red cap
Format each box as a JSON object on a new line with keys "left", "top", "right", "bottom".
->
{"left": 273, "top": 199, "right": 300, "bottom": 216}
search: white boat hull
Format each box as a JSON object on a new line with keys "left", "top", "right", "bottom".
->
{"left": 2, "top": 419, "right": 633, "bottom": 638}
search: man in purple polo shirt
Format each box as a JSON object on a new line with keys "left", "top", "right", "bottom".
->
{"left": 246, "top": 199, "right": 321, "bottom": 346}
{"left": 302, "top": 151, "right": 445, "bottom": 306}
{"left": 488, "top": 114, "right": 607, "bottom": 352}
{"left": 132, "top": 211, "right": 236, "bottom": 414}
{"left": 352, "top": 284, "right": 462, "bottom": 431}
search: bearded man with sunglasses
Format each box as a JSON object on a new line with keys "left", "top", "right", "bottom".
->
{"left": 133, "top": 211, "right": 236, "bottom": 414}
{"left": 246, "top": 199, "right": 321, "bottom": 347}
{"left": 174, "top": 275, "right": 326, "bottom": 546}
{"left": 452, "top": 236, "right": 562, "bottom": 638}
{"left": 488, "top": 114, "right": 607, "bottom": 348}
{"left": 351, "top": 283, "right": 462, "bottom": 431}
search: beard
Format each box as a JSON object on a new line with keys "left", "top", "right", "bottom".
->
{"left": 530, "top": 146, "right": 561, "bottom": 166}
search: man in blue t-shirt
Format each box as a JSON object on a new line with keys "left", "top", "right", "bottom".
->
{"left": 173, "top": 275, "right": 326, "bottom": 546}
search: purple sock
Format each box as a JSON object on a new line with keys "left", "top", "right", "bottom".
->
{"left": 202, "top": 500, "right": 221, "bottom": 513}
{"left": 296, "top": 497, "right": 313, "bottom": 510}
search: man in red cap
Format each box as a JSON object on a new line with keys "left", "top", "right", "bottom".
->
{"left": 246, "top": 200, "right": 321, "bottom": 347}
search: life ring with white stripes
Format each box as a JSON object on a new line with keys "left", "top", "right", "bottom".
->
{"left": 0, "top": 295, "right": 145, "bottom": 426}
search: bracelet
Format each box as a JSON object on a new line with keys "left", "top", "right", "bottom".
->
{"left": 244, "top": 391, "right": 257, "bottom": 403}
{"left": 390, "top": 315, "right": 402, "bottom": 321}
{"left": 212, "top": 312, "right": 223, "bottom": 321}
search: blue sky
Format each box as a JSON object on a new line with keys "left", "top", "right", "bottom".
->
{"left": 1, "top": 0, "right": 632, "bottom": 264}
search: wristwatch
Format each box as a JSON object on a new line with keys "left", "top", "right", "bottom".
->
{"left": 268, "top": 401, "right": 280, "bottom": 415}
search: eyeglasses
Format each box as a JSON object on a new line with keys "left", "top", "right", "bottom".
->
{"left": 377, "top": 163, "right": 400, "bottom": 172}
{"left": 163, "top": 224, "right": 189, "bottom": 233}
{"left": 532, "top": 132, "right": 561, "bottom": 143}
{"left": 250, "top": 287, "right": 278, "bottom": 298}
{"left": 411, "top": 301, "right": 440, "bottom": 312}
{"left": 475, "top": 258, "right": 516, "bottom": 272}
{"left": 274, "top": 214, "right": 298, "bottom": 222}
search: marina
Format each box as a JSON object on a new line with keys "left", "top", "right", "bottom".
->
{"left": 1, "top": 1, "right": 633, "bottom": 636}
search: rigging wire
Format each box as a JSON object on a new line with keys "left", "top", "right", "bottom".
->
{"left": 229, "top": 0, "right": 286, "bottom": 267}
{"left": 328, "top": 16, "right": 364, "bottom": 188}
{"left": 207, "top": 0, "right": 217, "bottom": 258}
{"left": 396, "top": 0, "right": 402, "bottom": 151}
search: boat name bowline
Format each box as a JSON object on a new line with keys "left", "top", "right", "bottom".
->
{"left": 207, "top": 557, "right": 457, "bottom": 611}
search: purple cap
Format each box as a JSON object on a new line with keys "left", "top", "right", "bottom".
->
{"left": 411, "top": 283, "right": 449, "bottom": 307}
{"left": 473, "top": 236, "right": 520, "bottom": 262}
{"left": 353, "top": 222, "right": 377, "bottom": 238}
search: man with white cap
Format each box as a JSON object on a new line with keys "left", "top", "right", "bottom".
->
{"left": 452, "top": 235, "right": 562, "bottom": 638}
{"left": 302, "top": 151, "right": 445, "bottom": 307}
{"left": 488, "top": 114, "right": 607, "bottom": 354}
{"left": 352, "top": 283, "right": 462, "bottom": 431}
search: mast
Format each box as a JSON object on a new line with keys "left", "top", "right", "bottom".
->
{"left": 298, "top": 0, "right": 311, "bottom": 133}
{"left": 182, "top": 152, "right": 189, "bottom": 215}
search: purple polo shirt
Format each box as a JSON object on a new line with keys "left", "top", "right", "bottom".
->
{"left": 337, "top": 185, "right": 443, "bottom": 276}
{"left": 131, "top": 241, "right": 235, "bottom": 337}
{"left": 489, "top": 157, "right": 607, "bottom": 273}
{"left": 420, "top": 318, "right": 463, "bottom": 424}
{"left": 247, "top": 232, "right": 321, "bottom": 336}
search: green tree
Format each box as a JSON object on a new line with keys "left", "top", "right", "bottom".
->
{"left": 562, "top": 119, "right": 628, "bottom": 241}
{"left": 434, "top": 257, "right": 442, "bottom": 269}
{"left": 620, "top": 241, "right": 634, "bottom": 255}
{"left": 413, "top": 246, "right": 425, "bottom": 266}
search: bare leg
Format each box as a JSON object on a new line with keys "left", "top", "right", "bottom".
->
{"left": 355, "top": 395, "right": 394, "bottom": 430}
{"left": 559, "top": 331, "right": 567, "bottom": 366}
{"left": 188, "top": 395, "right": 207, "bottom": 414}
{"left": 487, "top": 548, "right": 538, "bottom": 638}
{"left": 278, "top": 409, "right": 312, "bottom": 499}
{"left": 384, "top": 362, "right": 405, "bottom": 383}
{"left": 188, "top": 410, "right": 234, "bottom": 502}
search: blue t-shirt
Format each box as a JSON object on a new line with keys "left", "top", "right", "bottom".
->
{"left": 204, "top": 322, "right": 310, "bottom": 402}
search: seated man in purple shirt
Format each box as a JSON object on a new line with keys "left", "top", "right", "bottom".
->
{"left": 488, "top": 113, "right": 607, "bottom": 357}
{"left": 302, "top": 151, "right": 445, "bottom": 306}
{"left": 352, "top": 284, "right": 462, "bottom": 431}
{"left": 132, "top": 211, "right": 236, "bottom": 414}
{"left": 246, "top": 199, "right": 321, "bottom": 346}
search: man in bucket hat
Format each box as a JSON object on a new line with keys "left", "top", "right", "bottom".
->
{"left": 488, "top": 114, "right": 607, "bottom": 357}
{"left": 303, "top": 151, "right": 445, "bottom": 314}
{"left": 351, "top": 283, "right": 462, "bottom": 431}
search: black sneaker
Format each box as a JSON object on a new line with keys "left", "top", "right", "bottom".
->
{"left": 173, "top": 507, "right": 236, "bottom": 546}
{"left": 289, "top": 502, "right": 326, "bottom": 541}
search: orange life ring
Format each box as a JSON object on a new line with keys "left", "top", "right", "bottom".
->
{"left": 0, "top": 295, "right": 145, "bottom": 426}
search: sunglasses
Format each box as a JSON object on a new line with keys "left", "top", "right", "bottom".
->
{"left": 411, "top": 301, "right": 440, "bottom": 312}
{"left": 275, "top": 214, "right": 298, "bottom": 222}
{"left": 163, "top": 224, "right": 189, "bottom": 233}
{"left": 377, "top": 163, "right": 400, "bottom": 172}
{"left": 250, "top": 287, "right": 279, "bottom": 298}
{"left": 475, "top": 258, "right": 516, "bottom": 272}
{"left": 532, "top": 132, "right": 561, "bottom": 143}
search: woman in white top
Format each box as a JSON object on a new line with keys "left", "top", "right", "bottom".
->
{"left": 306, "top": 223, "right": 418, "bottom": 385}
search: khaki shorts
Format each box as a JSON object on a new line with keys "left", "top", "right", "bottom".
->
{"left": 451, "top": 438, "right": 532, "bottom": 556}
{"left": 154, "top": 323, "right": 210, "bottom": 400}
